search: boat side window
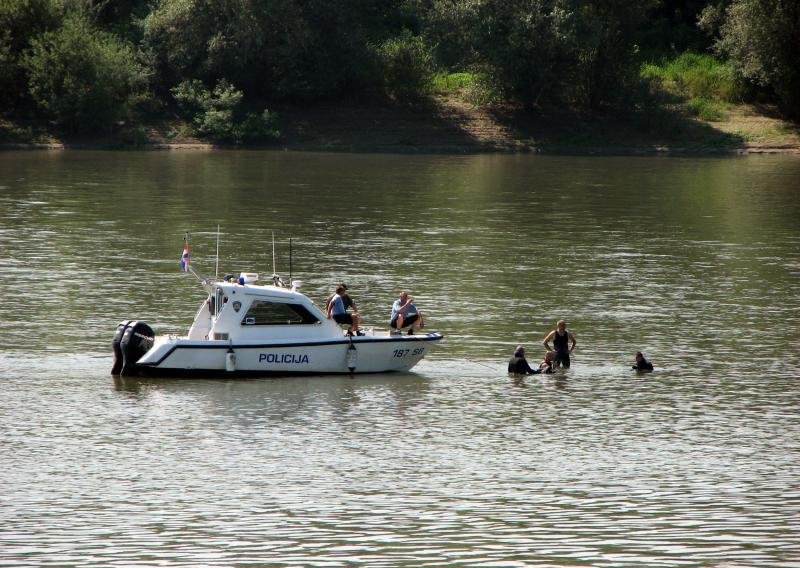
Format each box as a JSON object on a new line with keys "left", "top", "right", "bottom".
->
{"left": 242, "top": 301, "right": 320, "bottom": 325}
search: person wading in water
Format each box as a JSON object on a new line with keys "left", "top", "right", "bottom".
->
{"left": 542, "top": 320, "right": 576, "bottom": 368}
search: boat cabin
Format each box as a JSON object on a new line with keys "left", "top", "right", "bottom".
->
{"left": 187, "top": 274, "right": 339, "bottom": 342}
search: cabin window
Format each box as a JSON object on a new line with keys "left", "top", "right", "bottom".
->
{"left": 241, "top": 301, "right": 320, "bottom": 325}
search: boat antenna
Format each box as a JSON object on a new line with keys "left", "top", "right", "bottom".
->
{"left": 272, "top": 231, "right": 277, "bottom": 276}
{"left": 214, "top": 224, "right": 220, "bottom": 281}
{"left": 270, "top": 231, "right": 286, "bottom": 287}
{"left": 289, "top": 237, "right": 293, "bottom": 283}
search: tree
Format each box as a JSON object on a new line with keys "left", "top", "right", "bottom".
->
{"left": 24, "top": 12, "right": 146, "bottom": 132}
{"left": 707, "top": 0, "right": 800, "bottom": 119}
{"left": 565, "top": 0, "right": 655, "bottom": 109}
{"left": 475, "top": 0, "right": 575, "bottom": 106}
{"left": 172, "top": 79, "right": 279, "bottom": 143}
{"left": 470, "top": 0, "right": 652, "bottom": 109}
{"left": 372, "top": 29, "right": 435, "bottom": 100}
{"left": 0, "top": 0, "right": 58, "bottom": 109}
{"left": 141, "top": 0, "right": 398, "bottom": 101}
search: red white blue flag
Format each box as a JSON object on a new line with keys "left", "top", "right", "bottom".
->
{"left": 180, "top": 240, "right": 190, "bottom": 272}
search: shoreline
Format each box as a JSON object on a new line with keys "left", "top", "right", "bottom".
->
{"left": 4, "top": 141, "right": 798, "bottom": 156}
{"left": 3, "top": 97, "right": 799, "bottom": 156}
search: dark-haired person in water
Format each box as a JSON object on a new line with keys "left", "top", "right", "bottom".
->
{"left": 508, "top": 345, "right": 541, "bottom": 375}
{"left": 633, "top": 351, "right": 654, "bottom": 371}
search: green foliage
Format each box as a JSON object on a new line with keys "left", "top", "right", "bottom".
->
{"left": 473, "top": 0, "right": 570, "bottom": 105}
{"left": 432, "top": 72, "right": 501, "bottom": 105}
{"left": 709, "top": 0, "right": 800, "bottom": 119}
{"left": 686, "top": 97, "right": 728, "bottom": 121}
{"left": 4, "top": 0, "right": 800, "bottom": 136}
{"left": 372, "top": 30, "right": 435, "bottom": 100}
{"left": 172, "top": 79, "right": 279, "bottom": 144}
{"left": 0, "top": 0, "right": 59, "bottom": 108}
{"left": 641, "top": 52, "right": 744, "bottom": 102}
{"left": 567, "top": 0, "right": 656, "bottom": 109}
{"left": 432, "top": 72, "right": 476, "bottom": 95}
{"left": 142, "top": 0, "right": 390, "bottom": 101}
{"left": 422, "top": 0, "right": 481, "bottom": 69}
{"left": 467, "top": 0, "right": 653, "bottom": 110}
{"left": 23, "top": 12, "right": 146, "bottom": 132}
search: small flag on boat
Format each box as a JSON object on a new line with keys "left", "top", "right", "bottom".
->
{"left": 180, "top": 238, "right": 190, "bottom": 272}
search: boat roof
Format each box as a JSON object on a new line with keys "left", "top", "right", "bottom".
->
{"left": 212, "top": 280, "right": 309, "bottom": 302}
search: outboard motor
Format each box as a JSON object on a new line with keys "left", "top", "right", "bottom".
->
{"left": 112, "top": 321, "right": 155, "bottom": 376}
{"left": 111, "top": 320, "right": 132, "bottom": 375}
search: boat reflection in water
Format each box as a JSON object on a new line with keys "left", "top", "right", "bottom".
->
{"left": 112, "top": 270, "right": 442, "bottom": 377}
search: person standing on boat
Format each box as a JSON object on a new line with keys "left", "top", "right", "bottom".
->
{"left": 327, "top": 285, "right": 362, "bottom": 336}
{"left": 390, "top": 291, "right": 424, "bottom": 335}
{"left": 542, "top": 320, "right": 576, "bottom": 368}
{"left": 508, "top": 346, "right": 542, "bottom": 375}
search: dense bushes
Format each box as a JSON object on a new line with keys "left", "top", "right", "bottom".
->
{"left": 1, "top": 0, "right": 798, "bottom": 134}
{"left": 172, "top": 79, "right": 279, "bottom": 143}
{"left": 24, "top": 13, "right": 145, "bottom": 132}
{"left": 0, "top": 0, "right": 58, "bottom": 108}
{"left": 431, "top": 0, "right": 654, "bottom": 110}
{"left": 703, "top": 0, "right": 800, "bottom": 120}
{"left": 141, "top": 0, "right": 386, "bottom": 101}
{"left": 372, "top": 30, "right": 435, "bottom": 100}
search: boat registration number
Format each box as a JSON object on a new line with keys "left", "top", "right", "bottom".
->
{"left": 393, "top": 347, "right": 425, "bottom": 358}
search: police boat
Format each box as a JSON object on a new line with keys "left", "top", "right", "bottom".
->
{"left": 112, "top": 271, "right": 443, "bottom": 377}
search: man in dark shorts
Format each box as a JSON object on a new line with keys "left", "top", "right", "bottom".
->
{"left": 542, "top": 319, "right": 576, "bottom": 368}
{"left": 326, "top": 285, "right": 362, "bottom": 336}
{"left": 390, "top": 291, "right": 424, "bottom": 335}
{"left": 340, "top": 283, "right": 358, "bottom": 313}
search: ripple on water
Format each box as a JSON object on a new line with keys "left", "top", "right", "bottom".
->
{"left": 2, "top": 153, "right": 800, "bottom": 566}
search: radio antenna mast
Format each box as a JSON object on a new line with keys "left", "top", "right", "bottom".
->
{"left": 272, "top": 232, "right": 276, "bottom": 274}
{"left": 214, "top": 224, "right": 220, "bottom": 280}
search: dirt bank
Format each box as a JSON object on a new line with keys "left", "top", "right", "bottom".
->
{"left": 3, "top": 96, "right": 799, "bottom": 154}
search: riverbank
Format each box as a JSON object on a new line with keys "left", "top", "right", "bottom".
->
{"left": 2, "top": 96, "right": 799, "bottom": 155}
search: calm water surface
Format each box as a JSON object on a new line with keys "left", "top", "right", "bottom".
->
{"left": 1, "top": 151, "right": 799, "bottom": 566}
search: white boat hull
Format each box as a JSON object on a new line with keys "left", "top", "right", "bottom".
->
{"left": 133, "top": 333, "right": 443, "bottom": 376}
{"left": 112, "top": 274, "right": 443, "bottom": 378}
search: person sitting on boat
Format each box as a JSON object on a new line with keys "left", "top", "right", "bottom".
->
{"left": 537, "top": 350, "right": 556, "bottom": 373}
{"left": 632, "top": 351, "right": 654, "bottom": 371}
{"left": 542, "top": 319, "right": 576, "bottom": 368}
{"left": 327, "top": 285, "right": 362, "bottom": 336}
{"left": 508, "top": 345, "right": 543, "bottom": 375}
{"left": 326, "top": 282, "right": 358, "bottom": 315}
{"left": 390, "top": 291, "right": 424, "bottom": 335}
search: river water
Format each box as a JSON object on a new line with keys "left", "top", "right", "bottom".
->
{"left": 1, "top": 150, "right": 799, "bottom": 567}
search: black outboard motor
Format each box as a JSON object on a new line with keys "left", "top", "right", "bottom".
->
{"left": 111, "top": 320, "right": 132, "bottom": 375}
{"left": 111, "top": 321, "right": 155, "bottom": 376}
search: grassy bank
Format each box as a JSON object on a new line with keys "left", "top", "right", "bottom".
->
{"left": 2, "top": 53, "right": 799, "bottom": 154}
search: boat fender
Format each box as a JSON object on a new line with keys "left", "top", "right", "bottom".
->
{"left": 119, "top": 321, "right": 155, "bottom": 376}
{"left": 346, "top": 342, "right": 357, "bottom": 373}
{"left": 226, "top": 347, "right": 237, "bottom": 372}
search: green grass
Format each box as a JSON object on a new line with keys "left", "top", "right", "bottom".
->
{"left": 432, "top": 71, "right": 502, "bottom": 105}
{"left": 686, "top": 97, "right": 728, "bottom": 121}
{"left": 432, "top": 72, "right": 477, "bottom": 94}
{"left": 641, "top": 52, "right": 744, "bottom": 103}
